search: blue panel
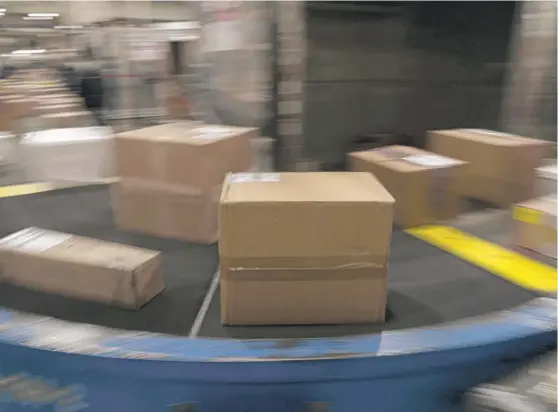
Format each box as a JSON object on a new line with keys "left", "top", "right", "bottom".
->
{"left": 0, "top": 298, "right": 555, "bottom": 411}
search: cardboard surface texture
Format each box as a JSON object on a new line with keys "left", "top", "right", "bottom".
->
{"left": 513, "top": 196, "right": 557, "bottom": 259}
{"left": 113, "top": 182, "right": 221, "bottom": 244}
{"left": 350, "top": 145, "right": 467, "bottom": 228}
{"left": 427, "top": 129, "right": 552, "bottom": 206}
{"left": 219, "top": 172, "right": 395, "bottom": 325}
{"left": 114, "top": 123, "right": 255, "bottom": 190}
{"left": 0, "top": 228, "right": 164, "bottom": 309}
{"left": 113, "top": 122, "right": 255, "bottom": 243}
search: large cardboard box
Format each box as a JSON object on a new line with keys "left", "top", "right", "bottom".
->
{"left": 113, "top": 123, "right": 255, "bottom": 243}
{"left": 350, "top": 145, "right": 467, "bottom": 228}
{"left": 0, "top": 228, "right": 164, "bottom": 309}
{"left": 427, "top": 129, "right": 552, "bottom": 206}
{"left": 219, "top": 172, "right": 395, "bottom": 325}
{"left": 512, "top": 196, "right": 557, "bottom": 259}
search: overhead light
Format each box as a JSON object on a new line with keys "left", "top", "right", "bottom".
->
{"left": 54, "top": 25, "right": 83, "bottom": 30}
{"left": 0, "top": 9, "right": 6, "bottom": 13}
{"left": 27, "top": 13, "right": 59, "bottom": 17}
{"left": 12, "top": 49, "right": 46, "bottom": 55}
{"left": 23, "top": 16, "right": 54, "bottom": 20}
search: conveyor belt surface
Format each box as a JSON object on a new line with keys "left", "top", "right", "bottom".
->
{"left": 0, "top": 185, "right": 538, "bottom": 337}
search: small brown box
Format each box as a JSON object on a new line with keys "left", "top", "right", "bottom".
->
{"left": 0, "top": 228, "right": 164, "bottom": 309}
{"left": 219, "top": 172, "right": 394, "bottom": 326}
{"left": 512, "top": 196, "right": 557, "bottom": 259}
{"left": 427, "top": 129, "right": 552, "bottom": 207}
{"left": 350, "top": 145, "right": 468, "bottom": 228}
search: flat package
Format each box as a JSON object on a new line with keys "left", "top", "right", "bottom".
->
{"left": 512, "top": 195, "right": 557, "bottom": 259}
{"left": 19, "top": 127, "right": 115, "bottom": 183}
{"left": 219, "top": 172, "right": 395, "bottom": 326}
{"left": 350, "top": 145, "right": 467, "bottom": 228}
{"left": 113, "top": 122, "right": 255, "bottom": 243}
{"left": 427, "top": 129, "right": 552, "bottom": 206}
{"left": 0, "top": 228, "right": 164, "bottom": 309}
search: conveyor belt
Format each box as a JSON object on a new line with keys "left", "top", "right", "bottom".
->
{"left": 0, "top": 185, "right": 539, "bottom": 337}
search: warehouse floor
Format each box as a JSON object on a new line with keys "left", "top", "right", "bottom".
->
{"left": 0, "top": 184, "right": 550, "bottom": 339}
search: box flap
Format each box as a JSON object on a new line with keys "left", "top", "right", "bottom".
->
{"left": 437, "top": 129, "right": 550, "bottom": 147}
{"left": 221, "top": 172, "right": 395, "bottom": 204}
{"left": 350, "top": 145, "right": 464, "bottom": 172}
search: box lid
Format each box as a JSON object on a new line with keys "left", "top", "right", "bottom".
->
{"left": 116, "top": 123, "right": 256, "bottom": 147}
{"left": 436, "top": 129, "right": 549, "bottom": 147}
{"left": 221, "top": 172, "right": 395, "bottom": 204}
{"left": 350, "top": 145, "right": 465, "bottom": 172}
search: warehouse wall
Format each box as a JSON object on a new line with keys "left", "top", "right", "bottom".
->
{"left": 303, "top": 1, "right": 517, "bottom": 165}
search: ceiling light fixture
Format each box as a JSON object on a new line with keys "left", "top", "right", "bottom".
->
{"left": 27, "top": 13, "right": 59, "bottom": 17}
{"left": 23, "top": 16, "right": 54, "bottom": 20}
{"left": 54, "top": 25, "right": 83, "bottom": 30}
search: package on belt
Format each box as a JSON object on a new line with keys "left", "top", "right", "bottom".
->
{"left": 0, "top": 228, "right": 164, "bottom": 309}
{"left": 350, "top": 145, "right": 468, "bottom": 228}
{"left": 427, "top": 129, "right": 553, "bottom": 207}
{"left": 219, "top": 172, "right": 395, "bottom": 326}
{"left": 512, "top": 195, "right": 557, "bottom": 259}
{"left": 19, "top": 127, "right": 115, "bottom": 183}
{"left": 113, "top": 122, "right": 255, "bottom": 243}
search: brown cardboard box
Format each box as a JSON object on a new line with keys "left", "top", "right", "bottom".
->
{"left": 113, "top": 181, "right": 221, "bottom": 244}
{"left": 0, "top": 228, "right": 164, "bottom": 309}
{"left": 427, "top": 129, "right": 552, "bottom": 207}
{"left": 512, "top": 196, "right": 557, "bottom": 259}
{"left": 219, "top": 172, "right": 395, "bottom": 325}
{"left": 350, "top": 145, "right": 467, "bottom": 228}
{"left": 113, "top": 123, "right": 255, "bottom": 242}
{"left": 114, "top": 123, "right": 255, "bottom": 190}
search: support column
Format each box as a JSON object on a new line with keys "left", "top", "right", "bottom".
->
{"left": 500, "top": 1, "right": 557, "bottom": 141}
{"left": 275, "top": 1, "right": 306, "bottom": 170}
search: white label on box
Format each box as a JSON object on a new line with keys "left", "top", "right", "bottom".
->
{"left": 229, "top": 173, "right": 281, "bottom": 183}
{"left": 193, "top": 127, "right": 231, "bottom": 141}
{"left": 403, "top": 154, "right": 460, "bottom": 168}
{"left": 0, "top": 229, "right": 71, "bottom": 253}
{"left": 460, "top": 129, "right": 515, "bottom": 138}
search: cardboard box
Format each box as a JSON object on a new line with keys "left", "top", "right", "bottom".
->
{"left": 0, "top": 228, "right": 164, "bottom": 309}
{"left": 349, "top": 145, "right": 467, "bottom": 228}
{"left": 512, "top": 196, "right": 557, "bottom": 259}
{"left": 427, "top": 129, "right": 552, "bottom": 206}
{"left": 113, "top": 123, "right": 255, "bottom": 242}
{"left": 114, "top": 123, "right": 255, "bottom": 190}
{"left": 113, "top": 181, "right": 221, "bottom": 244}
{"left": 219, "top": 172, "right": 395, "bottom": 325}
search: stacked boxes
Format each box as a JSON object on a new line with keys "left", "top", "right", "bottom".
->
{"left": 0, "top": 228, "right": 164, "bottom": 309}
{"left": 427, "top": 129, "right": 552, "bottom": 206}
{"left": 349, "top": 145, "right": 467, "bottom": 228}
{"left": 219, "top": 172, "right": 394, "bottom": 325}
{"left": 114, "top": 123, "right": 255, "bottom": 243}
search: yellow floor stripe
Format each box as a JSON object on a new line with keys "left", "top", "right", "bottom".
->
{"left": 407, "top": 225, "right": 557, "bottom": 293}
{"left": 0, "top": 179, "right": 119, "bottom": 199}
{"left": 0, "top": 183, "right": 54, "bottom": 198}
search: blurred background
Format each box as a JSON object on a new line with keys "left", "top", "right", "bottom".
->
{"left": 0, "top": 0, "right": 555, "bottom": 172}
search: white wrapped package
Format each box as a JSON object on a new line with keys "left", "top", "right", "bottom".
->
{"left": 535, "top": 162, "right": 557, "bottom": 197}
{"left": 19, "top": 127, "right": 115, "bottom": 183}
{"left": 0, "top": 133, "right": 17, "bottom": 165}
